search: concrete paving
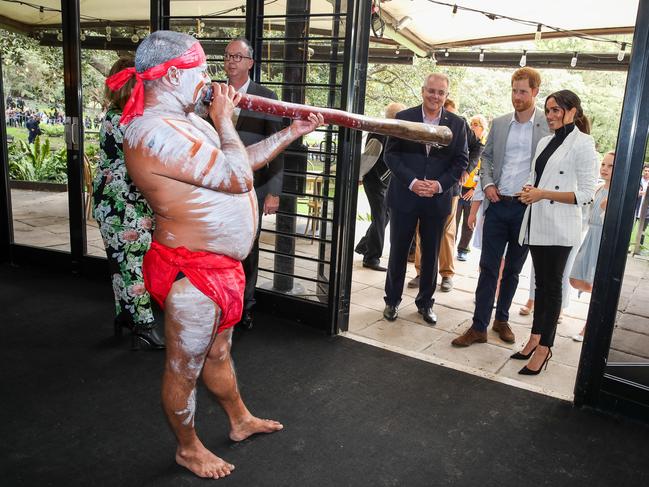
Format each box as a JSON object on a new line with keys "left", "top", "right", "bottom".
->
{"left": 8, "top": 188, "right": 649, "bottom": 400}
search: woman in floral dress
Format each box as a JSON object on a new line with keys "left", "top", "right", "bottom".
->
{"left": 92, "top": 57, "right": 164, "bottom": 350}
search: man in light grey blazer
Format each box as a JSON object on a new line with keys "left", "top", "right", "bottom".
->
{"left": 453, "top": 67, "right": 551, "bottom": 347}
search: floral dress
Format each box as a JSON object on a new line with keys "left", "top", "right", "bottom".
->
{"left": 92, "top": 108, "right": 155, "bottom": 330}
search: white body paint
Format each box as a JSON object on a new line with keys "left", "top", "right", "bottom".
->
{"left": 175, "top": 388, "right": 197, "bottom": 426}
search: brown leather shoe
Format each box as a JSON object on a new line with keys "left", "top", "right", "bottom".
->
{"left": 451, "top": 327, "right": 487, "bottom": 347}
{"left": 492, "top": 319, "right": 515, "bottom": 343}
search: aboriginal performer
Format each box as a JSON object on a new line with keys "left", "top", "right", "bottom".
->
{"left": 107, "top": 30, "right": 323, "bottom": 479}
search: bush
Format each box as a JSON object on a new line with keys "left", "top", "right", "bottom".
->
{"left": 8, "top": 136, "right": 67, "bottom": 183}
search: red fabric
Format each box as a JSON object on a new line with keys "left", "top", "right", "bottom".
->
{"left": 105, "top": 42, "right": 207, "bottom": 125}
{"left": 143, "top": 240, "right": 245, "bottom": 333}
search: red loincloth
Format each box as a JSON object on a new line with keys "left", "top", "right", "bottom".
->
{"left": 142, "top": 240, "right": 245, "bottom": 333}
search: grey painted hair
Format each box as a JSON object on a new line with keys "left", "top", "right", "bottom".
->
{"left": 135, "top": 30, "right": 197, "bottom": 73}
{"left": 228, "top": 38, "right": 254, "bottom": 58}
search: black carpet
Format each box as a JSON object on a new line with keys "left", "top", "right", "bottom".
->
{"left": 1, "top": 263, "right": 648, "bottom": 487}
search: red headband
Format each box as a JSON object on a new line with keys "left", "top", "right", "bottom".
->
{"left": 106, "top": 42, "right": 207, "bottom": 125}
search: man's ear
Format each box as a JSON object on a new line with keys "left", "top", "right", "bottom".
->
{"left": 167, "top": 66, "right": 181, "bottom": 86}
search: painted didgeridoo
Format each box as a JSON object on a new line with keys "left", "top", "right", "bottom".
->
{"left": 237, "top": 93, "right": 453, "bottom": 147}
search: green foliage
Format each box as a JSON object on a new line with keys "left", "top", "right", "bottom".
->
{"left": 8, "top": 137, "right": 68, "bottom": 183}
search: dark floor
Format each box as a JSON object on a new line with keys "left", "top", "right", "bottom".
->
{"left": 1, "top": 263, "right": 648, "bottom": 487}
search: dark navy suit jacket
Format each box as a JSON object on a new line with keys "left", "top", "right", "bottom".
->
{"left": 384, "top": 106, "right": 469, "bottom": 217}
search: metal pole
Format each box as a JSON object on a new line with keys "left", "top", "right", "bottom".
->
{"left": 272, "top": 0, "right": 311, "bottom": 293}
{"left": 61, "top": 0, "right": 85, "bottom": 272}
{"left": 0, "top": 51, "right": 14, "bottom": 261}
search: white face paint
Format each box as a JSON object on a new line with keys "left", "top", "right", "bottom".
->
{"left": 167, "top": 285, "right": 217, "bottom": 357}
{"left": 175, "top": 388, "right": 197, "bottom": 426}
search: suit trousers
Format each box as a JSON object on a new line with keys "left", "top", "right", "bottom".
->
{"left": 414, "top": 196, "right": 458, "bottom": 277}
{"left": 529, "top": 245, "right": 572, "bottom": 347}
{"left": 355, "top": 171, "right": 389, "bottom": 263}
{"left": 241, "top": 200, "right": 264, "bottom": 311}
{"left": 472, "top": 200, "right": 529, "bottom": 331}
{"left": 385, "top": 206, "right": 445, "bottom": 309}
{"left": 455, "top": 188, "right": 474, "bottom": 252}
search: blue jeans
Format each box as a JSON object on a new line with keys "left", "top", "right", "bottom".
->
{"left": 472, "top": 200, "right": 529, "bottom": 332}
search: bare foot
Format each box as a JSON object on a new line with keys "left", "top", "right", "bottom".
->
{"left": 230, "top": 416, "right": 283, "bottom": 442}
{"left": 176, "top": 443, "right": 235, "bottom": 479}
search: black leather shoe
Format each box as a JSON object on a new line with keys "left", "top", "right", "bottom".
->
{"left": 240, "top": 310, "right": 253, "bottom": 330}
{"left": 132, "top": 324, "right": 165, "bottom": 351}
{"left": 362, "top": 260, "right": 387, "bottom": 272}
{"left": 383, "top": 304, "right": 398, "bottom": 321}
{"left": 418, "top": 306, "right": 437, "bottom": 324}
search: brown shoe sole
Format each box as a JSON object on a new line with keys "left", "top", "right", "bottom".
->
{"left": 451, "top": 336, "right": 487, "bottom": 347}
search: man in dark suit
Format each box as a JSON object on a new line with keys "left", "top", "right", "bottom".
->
{"left": 383, "top": 73, "right": 469, "bottom": 324}
{"left": 224, "top": 38, "right": 284, "bottom": 330}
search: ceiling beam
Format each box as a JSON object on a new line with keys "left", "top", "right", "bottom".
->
{"left": 432, "top": 50, "right": 629, "bottom": 71}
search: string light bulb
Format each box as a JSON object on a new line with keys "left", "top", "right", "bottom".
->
{"left": 535, "top": 24, "right": 542, "bottom": 42}
{"left": 39, "top": 6, "right": 44, "bottom": 20}
{"left": 80, "top": 31, "right": 86, "bottom": 41}
{"left": 131, "top": 33, "right": 139, "bottom": 43}
{"left": 570, "top": 52, "right": 578, "bottom": 68}
{"left": 479, "top": 49, "right": 484, "bottom": 62}
{"left": 444, "top": 48, "right": 449, "bottom": 57}
{"left": 452, "top": 5, "right": 458, "bottom": 16}
{"left": 105, "top": 25, "right": 111, "bottom": 35}
{"left": 519, "top": 50, "right": 527, "bottom": 67}
{"left": 56, "top": 32, "right": 62, "bottom": 42}
{"left": 617, "top": 42, "right": 627, "bottom": 62}
{"left": 430, "top": 52, "right": 437, "bottom": 66}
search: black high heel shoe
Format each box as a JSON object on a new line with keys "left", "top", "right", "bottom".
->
{"left": 511, "top": 346, "right": 537, "bottom": 360}
{"left": 131, "top": 324, "right": 165, "bottom": 351}
{"left": 518, "top": 348, "right": 552, "bottom": 375}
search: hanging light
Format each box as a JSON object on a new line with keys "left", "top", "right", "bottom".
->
{"left": 535, "top": 24, "right": 542, "bottom": 42}
{"left": 80, "top": 31, "right": 86, "bottom": 41}
{"left": 396, "top": 15, "right": 413, "bottom": 31}
{"left": 479, "top": 49, "right": 484, "bottom": 62}
{"left": 452, "top": 5, "right": 458, "bottom": 16}
{"left": 39, "top": 6, "right": 44, "bottom": 20}
{"left": 519, "top": 50, "right": 527, "bottom": 67}
{"left": 617, "top": 42, "right": 627, "bottom": 62}
{"left": 570, "top": 52, "right": 578, "bottom": 68}
{"left": 444, "top": 48, "right": 449, "bottom": 57}
{"left": 56, "top": 31, "right": 63, "bottom": 42}
{"left": 395, "top": 47, "right": 400, "bottom": 55}
{"left": 430, "top": 52, "right": 437, "bottom": 66}
{"left": 105, "top": 25, "right": 111, "bottom": 35}
{"left": 131, "top": 33, "right": 139, "bottom": 43}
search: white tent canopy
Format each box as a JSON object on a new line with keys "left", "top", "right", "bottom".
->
{"left": 0, "top": 0, "right": 639, "bottom": 53}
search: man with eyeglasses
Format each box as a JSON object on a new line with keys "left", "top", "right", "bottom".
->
{"left": 223, "top": 38, "right": 284, "bottom": 331}
{"left": 383, "top": 73, "right": 468, "bottom": 325}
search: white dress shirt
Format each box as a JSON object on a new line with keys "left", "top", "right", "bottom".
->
{"left": 499, "top": 109, "right": 536, "bottom": 196}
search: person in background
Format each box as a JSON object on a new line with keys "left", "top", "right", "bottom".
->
{"left": 355, "top": 102, "right": 407, "bottom": 271}
{"left": 513, "top": 89, "right": 598, "bottom": 375}
{"left": 92, "top": 57, "right": 164, "bottom": 350}
{"left": 569, "top": 151, "right": 615, "bottom": 341}
{"left": 26, "top": 114, "right": 42, "bottom": 144}
{"left": 456, "top": 114, "right": 488, "bottom": 261}
{"left": 635, "top": 164, "right": 649, "bottom": 245}
{"left": 223, "top": 37, "right": 284, "bottom": 331}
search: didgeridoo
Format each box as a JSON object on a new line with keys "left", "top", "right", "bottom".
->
{"left": 237, "top": 93, "right": 452, "bottom": 147}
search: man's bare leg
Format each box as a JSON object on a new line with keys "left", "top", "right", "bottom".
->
{"left": 202, "top": 327, "right": 283, "bottom": 441}
{"left": 162, "top": 278, "right": 234, "bottom": 479}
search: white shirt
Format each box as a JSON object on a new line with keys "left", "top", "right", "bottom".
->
{"left": 638, "top": 177, "right": 649, "bottom": 218}
{"left": 231, "top": 77, "right": 251, "bottom": 119}
{"left": 499, "top": 109, "right": 536, "bottom": 196}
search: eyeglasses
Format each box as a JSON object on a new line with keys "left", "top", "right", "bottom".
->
{"left": 423, "top": 88, "right": 448, "bottom": 97}
{"left": 224, "top": 53, "right": 252, "bottom": 62}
